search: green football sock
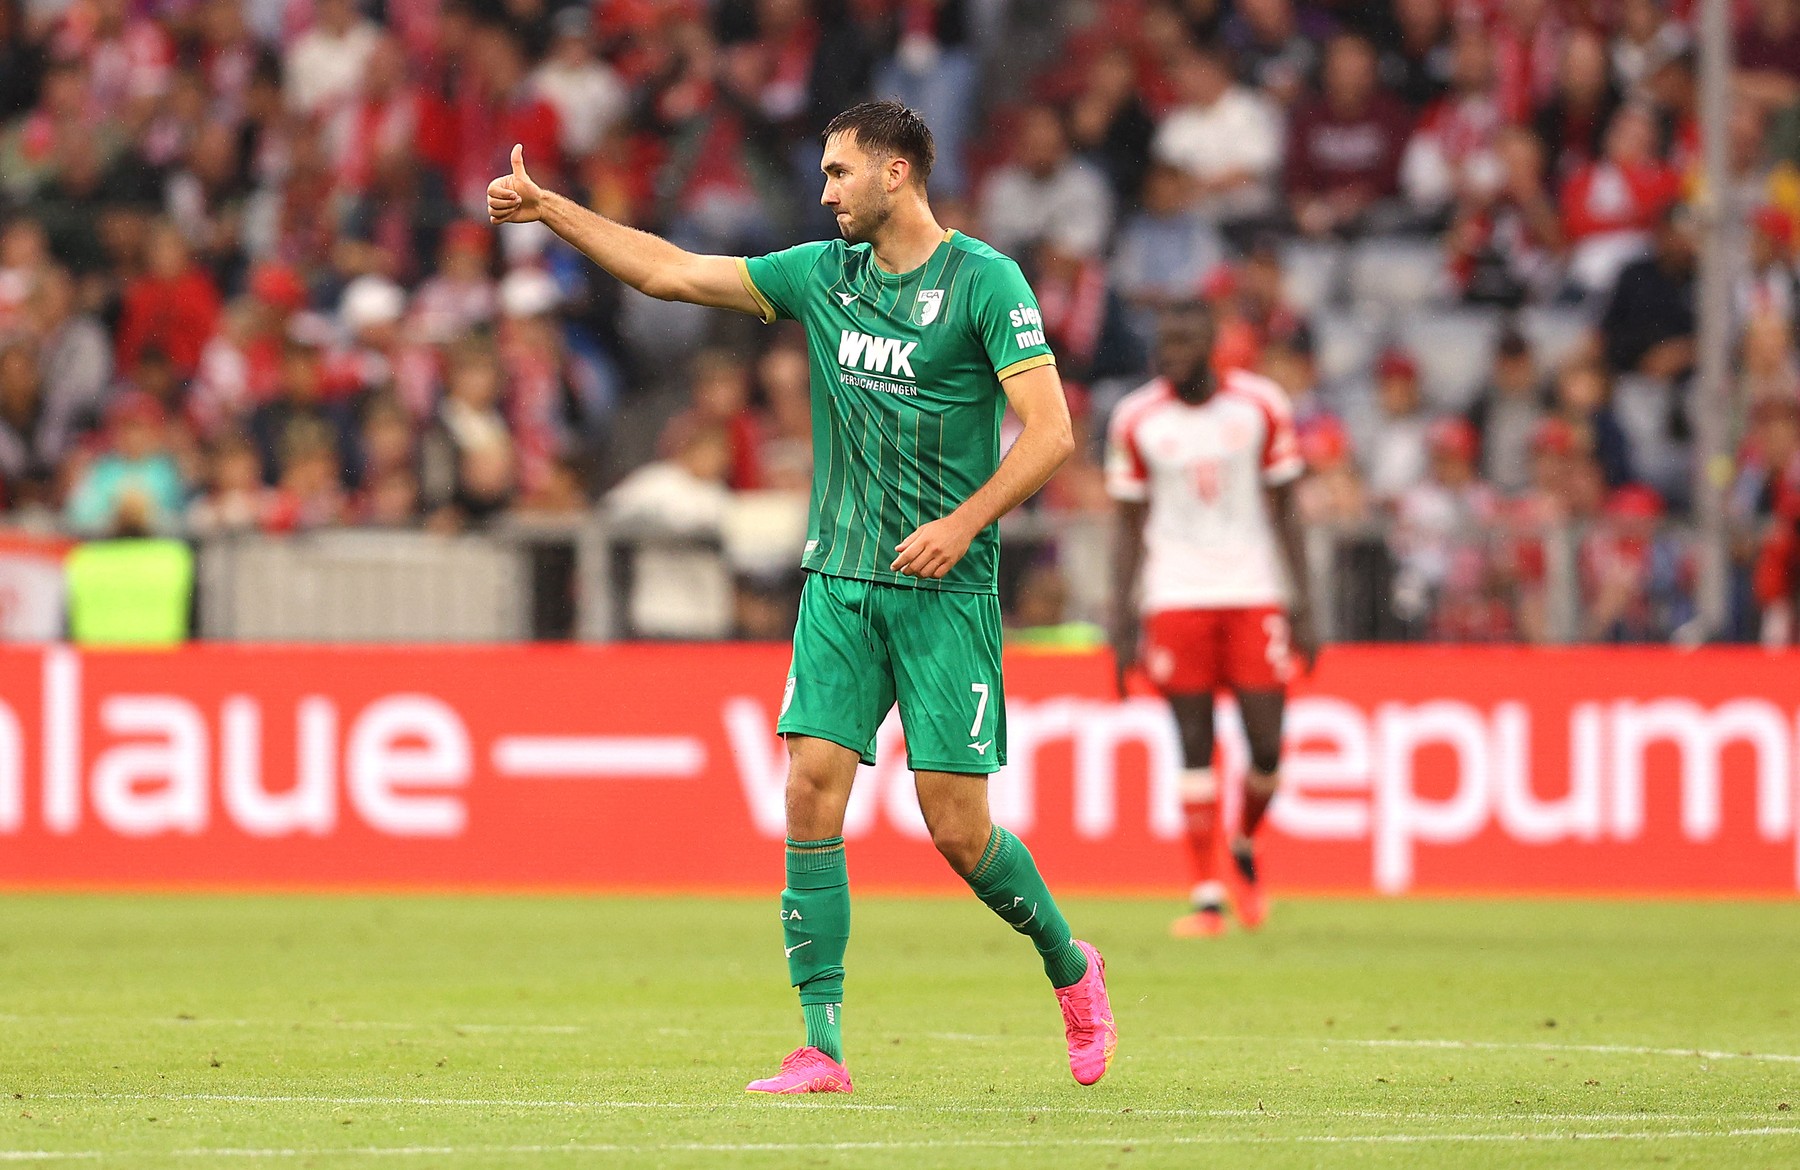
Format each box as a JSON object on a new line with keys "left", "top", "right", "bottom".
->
{"left": 783, "top": 837, "right": 849, "bottom": 1063}
{"left": 963, "top": 827, "right": 1090, "bottom": 989}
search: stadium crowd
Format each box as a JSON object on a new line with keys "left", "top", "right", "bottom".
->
{"left": 2, "top": 0, "right": 1800, "bottom": 643}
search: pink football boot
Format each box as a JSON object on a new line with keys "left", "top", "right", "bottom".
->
{"left": 745, "top": 1046, "right": 853, "bottom": 1095}
{"left": 1054, "top": 940, "right": 1118, "bottom": 1085}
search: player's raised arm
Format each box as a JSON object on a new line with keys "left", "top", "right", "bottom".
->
{"left": 890, "top": 363, "right": 1075, "bottom": 579}
{"left": 487, "top": 144, "right": 762, "bottom": 317}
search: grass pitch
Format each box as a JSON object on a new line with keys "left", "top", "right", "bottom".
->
{"left": 1, "top": 894, "right": 1796, "bottom": 1168}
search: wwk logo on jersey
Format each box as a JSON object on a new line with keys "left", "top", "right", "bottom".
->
{"left": 914, "top": 288, "right": 944, "bottom": 325}
{"left": 838, "top": 330, "right": 917, "bottom": 378}
{"left": 1008, "top": 303, "right": 1046, "bottom": 349}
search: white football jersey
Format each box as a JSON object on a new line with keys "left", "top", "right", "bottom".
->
{"left": 1105, "top": 370, "right": 1304, "bottom": 612}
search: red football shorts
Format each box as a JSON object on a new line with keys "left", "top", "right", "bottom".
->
{"left": 1142, "top": 606, "right": 1294, "bottom": 694}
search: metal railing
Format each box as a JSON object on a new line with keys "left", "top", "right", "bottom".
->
{"left": 181, "top": 511, "right": 1742, "bottom": 645}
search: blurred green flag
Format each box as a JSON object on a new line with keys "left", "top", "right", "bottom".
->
{"left": 65, "top": 539, "right": 194, "bottom": 646}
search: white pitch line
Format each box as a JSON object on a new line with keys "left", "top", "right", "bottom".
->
{"left": 918, "top": 1031, "right": 1800, "bottom": 1065}
{"left": 15, "top": 1093, "right": 1794, "bottom": 1124}
{"left": 1, "top": 1129, "right": 1799, "bottom": 1161}
{"left": 0, "top": 1016, "right": 583, "bottom": 1035}
{"left": 9, "top": 1015, "right": 1797, "bottom": 1064}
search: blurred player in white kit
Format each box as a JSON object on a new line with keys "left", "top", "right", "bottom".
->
{"left": 1108, "top": 302, "right": 1318, "bottom": 936}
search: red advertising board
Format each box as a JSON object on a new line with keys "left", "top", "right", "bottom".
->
{"left": 0, "top": 645, "right": 1795, "bottom": 894}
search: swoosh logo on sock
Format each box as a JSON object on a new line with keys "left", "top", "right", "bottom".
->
{"left": 784, "top": 941, "right": 812, "bottom": 957}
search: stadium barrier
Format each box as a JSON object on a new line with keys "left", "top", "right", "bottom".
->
{"left": 0, "top": 644, "right": 1795, "bottom": 895}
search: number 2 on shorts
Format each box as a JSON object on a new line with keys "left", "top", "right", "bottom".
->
{"left": 968, "top": 682, "right": 989, "bottom": 737}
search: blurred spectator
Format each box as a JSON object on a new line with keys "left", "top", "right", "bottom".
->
{"left": 454, "top": 24, "right": 562, "bottom": 214}
{"left": 1643, "top": 42, "right": 1699, "bottom": 174}
{"left": 191, "top": 263, "right": 307, "bottom": 439}
{"left": 1389, "top": 417, "right": 1505, "bottom": 636}
{"left": 29, "top": 265, "right": 111, "bottom": 457}
{"left": 1745, "top": 397, "right": 1800, "bottom": 644}
{"left": 1068, "top": 46, "right": 1156, "bottom": 208}
{"left": 1612, "top": 0, "right": 1688, "bottom": 98}
{"left": 0, "top": 341, "right": 56, "bottom": 502}
{"left": 248, "top": 334, "right": 353, "bottom": 485}
{"left": 1151, "top": 44, "right": 1284, "bottom": 225}
{"left": 664, "top": 348, "right": 764, "bottom": 491}
{"left": 0, "top": 218, "right": 52, "bottom": 334}
{"left": 1533, "top": 27, "right": 1619, "bottom": 185}
{"left": 115, "top": 220, "right": 222, "bottom": 379}
{"left": 421, "top": 334, "right": 516, "bottom": 527}
{"left": 873, "top": 0, "right": 979, "bottom": 200}
{"left": 284, "top": 0, "right": 381, "bottom": 118}
{"left": 1736, "top": 0, "right": 1800, "bottom": 113}
{"left": 1294, "top": 413, "right": 1368, "bottom": 526}
{"left": 165, "top": 119, "right": 250, "bottom": 268}
{"left": 1550, "top": 359, "right": 1634, "bottom": 489}
{"left": 55, "top": 0, "right": 173, "bottom": 124}
{"left": 186, "top": 433, "right": 273, "bottom": 536}
{"left": 1598, "top": 204, "right": 1697, "bottom": 380}
{"left": 1740, "top": 309, "right": 1799, "bottom": 405}
{"left": 1466, "top": 327, "right": 1546, "bottom": 494}
{"left": 1560, "top": 105, "right": 1680, "bottom": 297}
{"left": 64, "top": 390, "right": 184, "bottom": 535}
{"left": 0, "top": 0, "right": 42, "bottom": 125}
{"left": 330, "top": 35, "right": 455, "bottom": 200}
{"left": 1401, "top": 23, "right": 1503, "bottom": 219}
{"left": 609, "top": 418, "right": 731, "bottom": 534}
{"left": 1581, "top": 482, "right": 1690, "bottom": 641}
{"left": 1376, "top": 0, "right": 1454, "bottom": 110}
{"left": 531, "top": 7, "right": 627, "bottom": 160}
{"left": 1257, "top": 320, "right": 1331, "bottom": 426}
{"left": 1446, "top": 125, "right": 1564, "bottom": 306}
{"left": 1491, "top": 0, "right": 1565, "bottom": 124}
{"left": 1285, "top": 33, "right": 1414, "bottom": 237}
{"left": 330, "top": 274, "right": 407, "bottom": 401}
{"left": 263, "top": 418, "right": 349, "bottom": 532}
{"left": 411, "top": 220, "right": 498, "bottom": 345}
{"left": 1111, "top": 162, "right": 1228, "bottom": 348}
{"left": 497, "top": 266, "right": 578, "bottom": 490}
{"left": 1224, "top": 0, "right": 1326, "bottom": 107}
{"left": 754, "top": 338, "right": 813, "bottom": 492}
{"left": 1355, "top": 347, "right": 1433, "bottom": 502}
{"left": 978, "top": 105, "right": 1114, "bottom": 261}
{"left": 1737, "top": 206, "right": 1798, "bottom": 329}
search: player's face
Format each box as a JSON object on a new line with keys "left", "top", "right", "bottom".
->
{"left": 820, "top": 133, "right": 893, "bottom": 244}
{"left": 1157, "top": 312, "right": 1216, "bottom": 400}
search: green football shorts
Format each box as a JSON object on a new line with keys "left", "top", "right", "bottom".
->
{"left": 777, "top": 571, "right": 1006, "bottom": 774}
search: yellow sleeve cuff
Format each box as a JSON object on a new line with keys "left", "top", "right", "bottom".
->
{"left": 735, "top": 258, "right": 777, "bottom": 324}
{"left": 996, "top": 353, "right": 1057, "bottom": 382}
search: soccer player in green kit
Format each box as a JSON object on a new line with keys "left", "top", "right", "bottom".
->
{"left": 489, "top": 100, "right": 1116, "bottom": 1094}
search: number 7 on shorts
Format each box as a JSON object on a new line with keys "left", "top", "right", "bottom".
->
{"left": 969, "top": 683, "right": 989, "bottom": 737}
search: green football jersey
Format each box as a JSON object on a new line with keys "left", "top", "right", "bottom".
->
{"left": 737, "top": 230, "right": 1056, "bottom": 594}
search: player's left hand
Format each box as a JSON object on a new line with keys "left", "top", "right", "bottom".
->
{"left": 1289, "top": 605, "right": 1321, "bottom": 676}
{"left": 891, "top": 516, "right": 975, "bottom": 579}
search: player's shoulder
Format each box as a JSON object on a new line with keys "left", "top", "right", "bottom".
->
{"left": 1109, "top": 377, "right": 1175, "bottom": 434}
{"left": 945, "top": 231, "right": 1028, "bottom": 284}
{"left": 1220, "top": 367, "right": 1295, "bottom": 418}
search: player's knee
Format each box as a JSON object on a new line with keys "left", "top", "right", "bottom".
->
{"left": 1245, "top": 754, "right": 1281, "bottom": 791}
{"left": 784, "top": 763, "right": 850, "bottom": 838}
{"left": 928, "top": 821, "right": 989, "bottom": 876}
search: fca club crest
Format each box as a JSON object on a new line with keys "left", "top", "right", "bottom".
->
{"left": 915, "top": 288, "right": 944, "bottom": 325}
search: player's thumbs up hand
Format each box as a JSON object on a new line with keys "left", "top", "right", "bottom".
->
{"left": 488, "top": 143, "right": 544, "bottom": 225}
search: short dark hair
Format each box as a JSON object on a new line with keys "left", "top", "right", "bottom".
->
{"left": 822, "top": 100, "right": 935, "bottom": 188}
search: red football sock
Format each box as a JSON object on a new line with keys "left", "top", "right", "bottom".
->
{"left": 1241, "top": 770, "right": 1279, "bottom": 839}
{"left": 1179, "top": 768, "right": 1220, "bottom": 888}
